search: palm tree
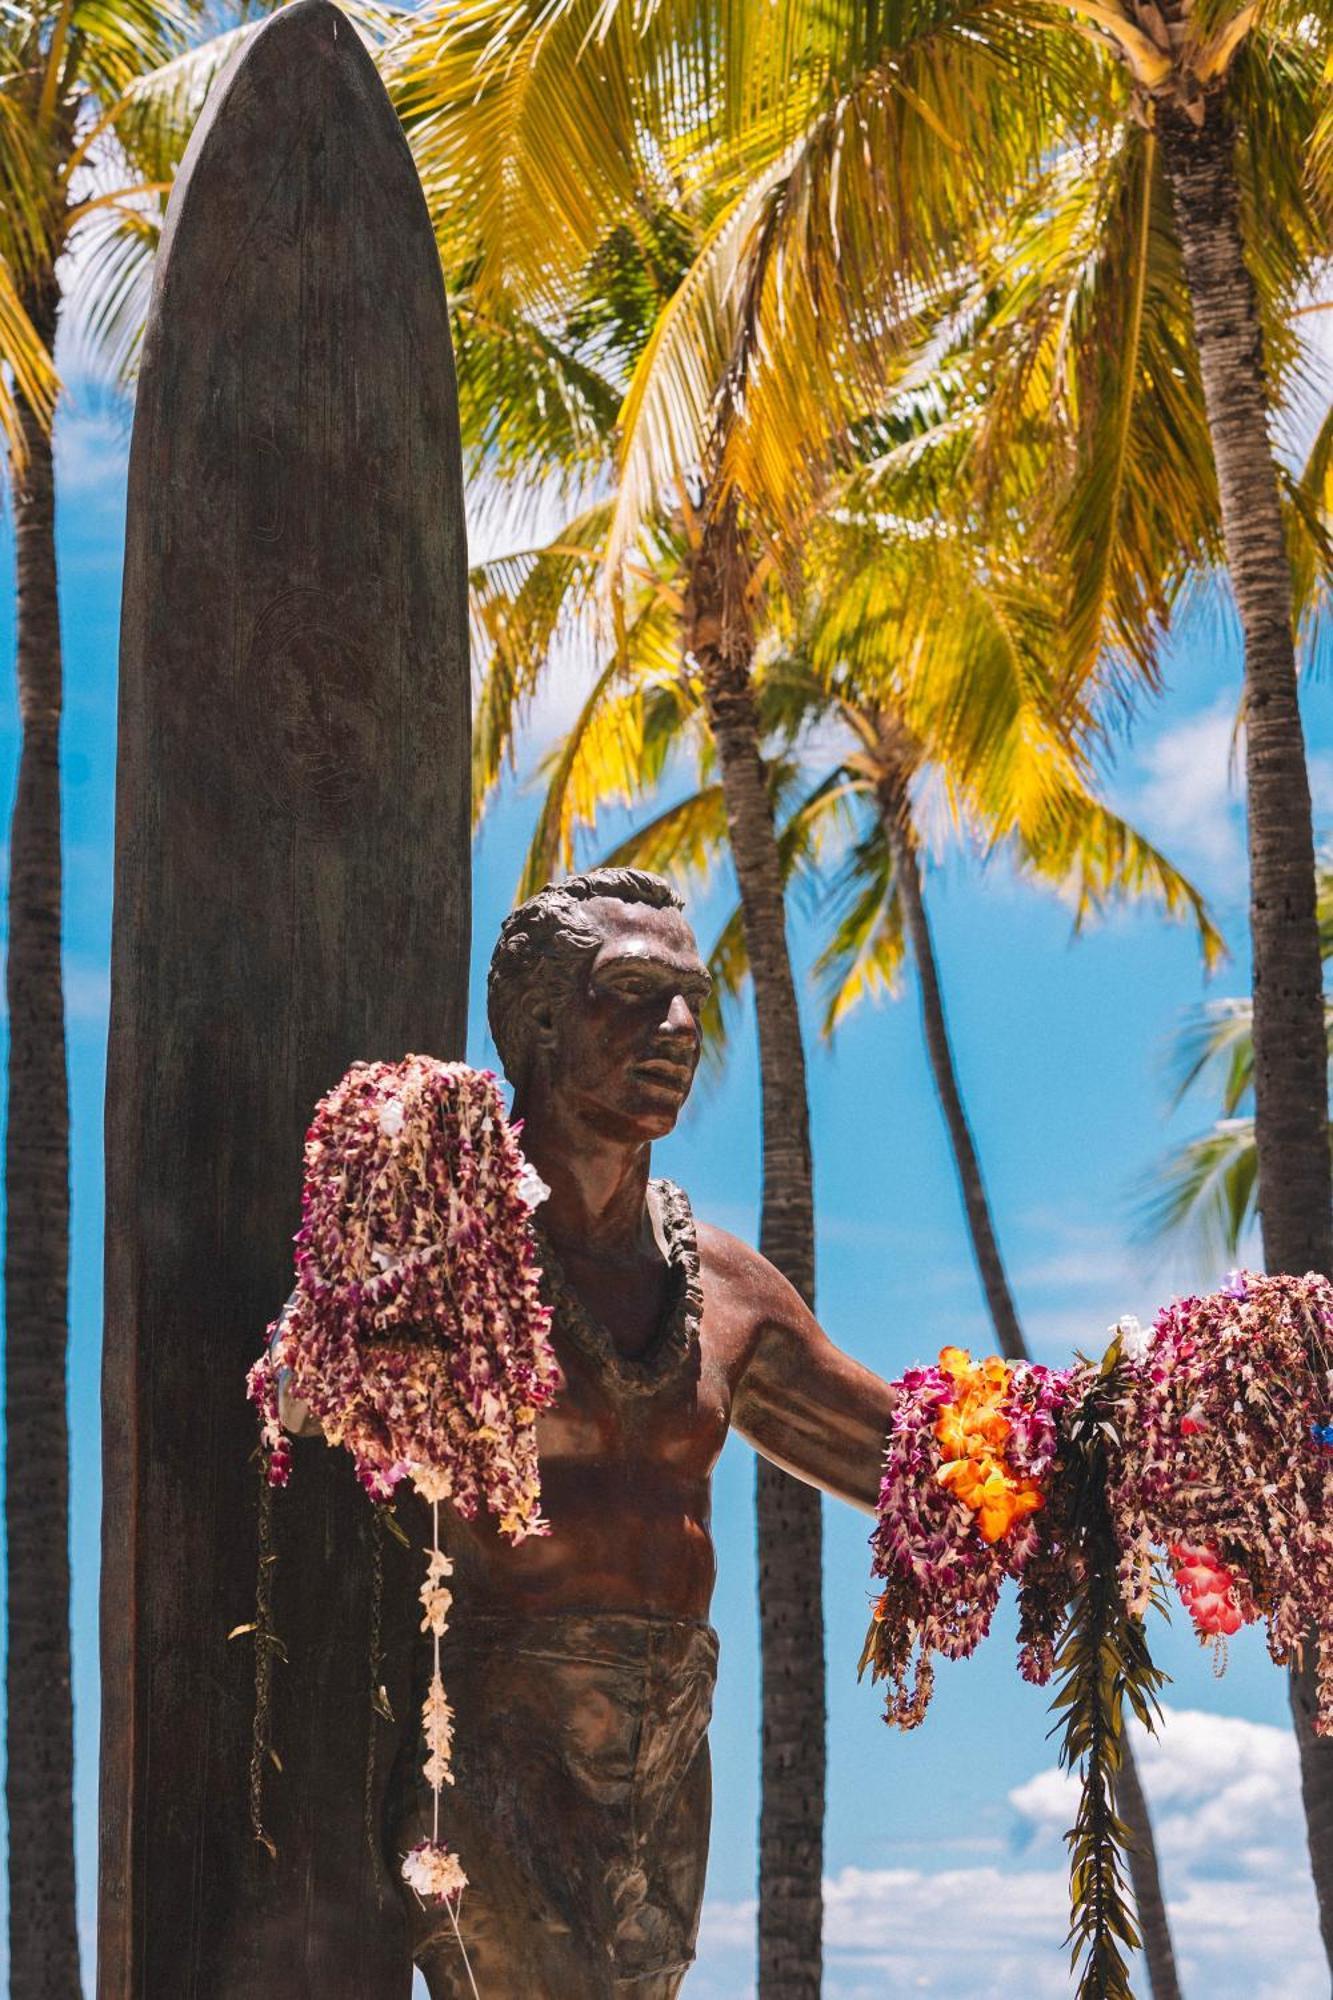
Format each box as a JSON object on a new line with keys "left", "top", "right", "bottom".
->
{"left": 682, "top": 499, "right": 829, "bottom": 2000}
{"left": 392, "top": 11, "right": 1091, "bottom": 1983}
{"left": 473, "top": 476, "right": 1210, "bottom": 1995}
{"left": 392, "top": 0, "right": 1333, "bottom": 1964}
{"left": 672, "top": 7, "right": 1333, "bottom": 1942}
{"left": 455, "top": 0, "right": 1333, "bottom": 1944}
{"left": 0, "top": 9, "right": 307, "bottom": 1991}
{"left": 786, "top": 537, "right": 1200, "bottom": 2000}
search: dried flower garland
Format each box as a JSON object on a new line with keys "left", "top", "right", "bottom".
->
{"left": 863, "top": 1271, "right": 1333, "bottom": 1999}
{"left": 1110, "top": 1271, "right": 1333, "bottom": 1709}
{"left": 246, "top": 1056, "right": 560, "bottom": 1910}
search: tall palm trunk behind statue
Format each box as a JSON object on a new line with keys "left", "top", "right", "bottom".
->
{"left": 5, "top": 278, "right": 81, "bottom": 2000}
{"left": 878, "top": 775, "right": 1183, "bottom": 2000}
{"left": 688, "top": 506, "right": 825, "bottom": 2000}
{"left": 1157, "top": 100, "right": 1333, "bottom": 1961}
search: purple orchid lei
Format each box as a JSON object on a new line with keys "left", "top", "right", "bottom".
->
{"left": 246, "top": 1056, "right": 561, "bottom": 1909}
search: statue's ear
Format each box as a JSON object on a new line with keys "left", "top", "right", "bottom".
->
{"left": 522, "top": 989, "right": 560, "bottom": 1054}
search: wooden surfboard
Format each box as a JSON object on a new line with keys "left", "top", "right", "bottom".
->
{"left": 98, "top": 6, "right": 469, "bottom": 1991}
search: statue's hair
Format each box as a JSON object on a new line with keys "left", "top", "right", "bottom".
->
{"left": 487, "top": 867, "right": 686, "bottom": 1086}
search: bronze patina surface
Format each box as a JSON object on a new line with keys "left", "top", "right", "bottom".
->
{"left": 335, "top": 869, "right": 897, "bottom": 1997}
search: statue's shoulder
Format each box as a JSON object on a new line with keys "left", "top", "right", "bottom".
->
{"left": 693, "top": 1216, "right": 798, "bottom": 1316}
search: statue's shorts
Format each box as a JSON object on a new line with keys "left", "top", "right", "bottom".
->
{"left": 388, "top": 1611, "right": 719, "bottom": 2000}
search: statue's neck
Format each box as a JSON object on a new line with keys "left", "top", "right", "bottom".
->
{"left": 511, "top": 1088, "right": 654, "bottom": 1259}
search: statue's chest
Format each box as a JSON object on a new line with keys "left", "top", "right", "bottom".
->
{"left": 540, "top": 1325, "right": 731, "bottom": 1470}
{"left": 529, "top": 1181, "right": 730, "bottom": 1473}
{"left": 551, "top": 1252, "right": 670, "bottom": 1362}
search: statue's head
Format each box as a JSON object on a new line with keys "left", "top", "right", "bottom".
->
{"left": 488, "top": 867, "right": 711, "bottom": 1140}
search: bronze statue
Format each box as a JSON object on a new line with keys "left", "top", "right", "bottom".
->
{"left": 284, "top": 867, "right": 896, "bottom": 1997}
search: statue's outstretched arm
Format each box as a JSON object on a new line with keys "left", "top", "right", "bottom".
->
{"left": 722, "top": 1237, "right": 895, "bottom": 1513}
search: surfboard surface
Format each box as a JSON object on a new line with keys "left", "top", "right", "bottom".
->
{"left": 99, "top": 7, "right": 469, "bottom": 1991}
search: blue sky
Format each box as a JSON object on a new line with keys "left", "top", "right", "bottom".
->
{"left": 3, "top": 362, "right": 1333, "bottom": 1997}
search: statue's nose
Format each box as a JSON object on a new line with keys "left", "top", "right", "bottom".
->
{"left": 662, "top": 993, "right": 699, "bottom": 1042}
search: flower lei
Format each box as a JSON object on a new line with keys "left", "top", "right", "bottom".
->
{"left": 862, "top": 1346, "right": 1076, "bottom": 1724}
{"left": 864, "top": 1271, "right": 1333, "bottom": 1999}
{"left": 1110, "top": 1273, "right": 1333, "bottom": 1703}
{"left": 246, "top": 1056, "right": 560, "bottom": 1911}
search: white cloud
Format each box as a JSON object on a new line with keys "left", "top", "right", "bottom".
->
{"left": 1012, "top": 1705, "right": 1300, "bottom": 1867}
{"left": 691, "top": 1706, "right": 1323, "bottom": 1998}
{"left": 1130, "top": 701, "right": 1246, "bottom": 896}
{"left": 1014, "top": 1215, "right": 1146, "bottom": 1296}
{"left": 53, "top": 396, "right": 130, "bottom": 504}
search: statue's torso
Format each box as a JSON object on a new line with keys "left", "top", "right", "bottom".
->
{"left": 442, "top": 1182, "right": 755, "bottom": 1621}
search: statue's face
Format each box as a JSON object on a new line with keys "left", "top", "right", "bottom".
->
{"left": 547, "top": 898, "right": 711, "bottom": 1141}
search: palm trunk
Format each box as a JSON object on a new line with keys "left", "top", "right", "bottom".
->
{"left": 1112, "top": 1723, "right": 1181, "bottom": 2000}
{"left": 5, "top": 277, "right": 81, "bottom": 2000}
{"left": 878, "top": 781, "right": 1023, "bottom": 1365}
{"left": 880, "top": 779, "right": 1182, "bottom": 2000}
{"left": 689, "top": 506, "right": 824, "bottom": 2000}
{"left": 1160, "top": 100, "right": 1333, "bottom": 1967}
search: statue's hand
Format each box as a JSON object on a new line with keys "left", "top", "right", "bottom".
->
{"left": 270, "top": 1300, "right": 325, "bottom": 1439}
{"left": 276, "top": 1365, "right": 324, "bottom": 1439}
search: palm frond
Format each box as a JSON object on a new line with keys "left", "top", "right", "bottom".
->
{"left": 60, "top": 197, "right": 158, "bottom": 385}
{"left": 600, "top": 781, "right": 729, "bottom": 883}
{"left": 1136, "top": 1118, "right": 1260, "bottom": 1266}
{"left": 1164, "top": 997, "right": 1255, "bottom": 1113}
{"left": 1010, "top": 789, "right": 1226, "bottom": 970}
{"left": 812, "top": 816, "right": 909, "bottom": 1039}
{"left": 389, "top": 0, "right": 684, "bottom": 316}
{"left": 470, "top": 504, "right": 613, "bottom": 821}
{"left": 94, "top": 14, "right": 253, "bottom": 179}
{"left": 517, "top": 627, "right": 699, "bottom": 899}
{"left": 607, "top": 157, "right": 790, "bottom": 580}
{"left": 453, "top": 292, "right": 621, "bottom": 486}
{"left": 710, "top": 1, "right": 1109, "bottom": 543}
{"left": 1141, "top": 852, "right": 1333, "bottom": 1265}
{"left": 1291, "top": 390, "right": 1333, "bottom": 662}
{"left": 0, "top": 253, "right": 57, "bottom": 458}
{"left": 66, "top": 0, "right": 197, "bottom": 111}
{"left": 969, "top": 127, "right": 1217, "bottom": 701}
{"left": 699, "top": 897, "right": 747, "bottom": 1077}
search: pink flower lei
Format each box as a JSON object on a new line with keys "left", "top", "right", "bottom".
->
{"left": 246, "top": 1056, "right": 561, "bottom": 1913}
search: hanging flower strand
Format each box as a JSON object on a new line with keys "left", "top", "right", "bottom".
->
{"left": 246, "top": 1056, "right": 561, "bottom": 1906}
{"left": 401, "top": 1502, "right": 466, "bottom": 1902}
{"left": 864, "top": 1271, "right": 1333, "bottom": 2000}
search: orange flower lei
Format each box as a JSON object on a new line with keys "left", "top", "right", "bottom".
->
{"left": 934, "top": 1347, "right": 1045, "bottom": 1544}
